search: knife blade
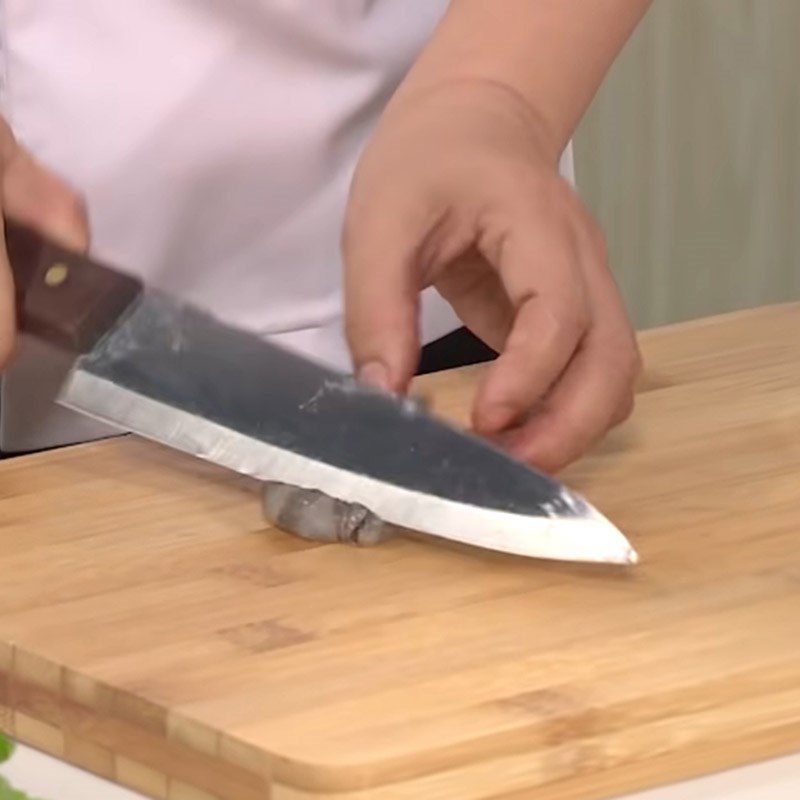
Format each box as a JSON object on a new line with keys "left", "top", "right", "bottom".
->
{"left": 6, "top": 219, "right": 637, "bottom": 565}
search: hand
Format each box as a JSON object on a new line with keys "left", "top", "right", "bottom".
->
{"left": 0, "top": 116, "right": 90, "bottom": 368}
{"left": 343, "top": 80, "right": 641, "bottom": 473}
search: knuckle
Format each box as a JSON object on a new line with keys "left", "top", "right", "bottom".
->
{"left": 516, "top": 302, "right": 586, "bottom": 354}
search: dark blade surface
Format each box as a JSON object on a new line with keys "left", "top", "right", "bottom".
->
{"left": 61, "top": 292, "right": 636, "bottom": 563}
{"left": 77, "top": 294, "right": 568, "bottom": 513}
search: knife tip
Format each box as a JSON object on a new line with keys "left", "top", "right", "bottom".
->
{"left": 625, "top": 546, "right": 640, "bottom": 566}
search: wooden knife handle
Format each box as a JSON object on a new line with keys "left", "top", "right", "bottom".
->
{"left": 5, "top": 219, "right": 143, "bottom": 354}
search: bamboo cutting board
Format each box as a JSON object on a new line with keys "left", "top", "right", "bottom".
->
{"left": 1, "top": 304, "right": 800, "bottom": 800}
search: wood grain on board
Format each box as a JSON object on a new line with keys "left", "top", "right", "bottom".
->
{"left": 1, "top": 303, "right": 799, "bottom": 799}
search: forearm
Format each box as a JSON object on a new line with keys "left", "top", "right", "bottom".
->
{"left": 399, "top": 0, "right": 652, "bottom": 160}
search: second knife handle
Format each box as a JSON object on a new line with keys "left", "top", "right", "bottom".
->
{"left": 5, "top": 218, "right": 143, "bottom": 354}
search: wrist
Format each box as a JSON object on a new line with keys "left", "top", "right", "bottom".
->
{"left": 394, "top": 0, "right": 651, "bottom": 162}
{"left": 388, "top": 76, "right": 565, "bottom": 166}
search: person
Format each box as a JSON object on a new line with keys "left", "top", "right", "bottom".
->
{"left": 0, "top": 1, "right": 649, "bottom": 473}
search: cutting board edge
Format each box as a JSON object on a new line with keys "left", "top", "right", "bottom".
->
{"left": 488, "top": 730, "right": 800, "bottom": 800}
{"left": 6, "top": 642, "right": 800, "bottom": 800}
{"left": 265, "top": 727, "right": 800, "bottom": 800}
{"left": 1, "top": 640, "right": 271, "bottom": 800}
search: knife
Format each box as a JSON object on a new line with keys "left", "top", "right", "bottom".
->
{"left": 6, "top": 219, "right": 637, "bottom": 565}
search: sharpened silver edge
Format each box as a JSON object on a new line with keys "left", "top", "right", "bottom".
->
{"left": 61, "top": 370, "right": 637, "bottom": 565}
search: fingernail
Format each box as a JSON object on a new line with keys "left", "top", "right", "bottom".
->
{"left": 357, "top": 361, "right": 391, "bottom": 392}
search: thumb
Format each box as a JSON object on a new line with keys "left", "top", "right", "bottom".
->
{"left": 342, "top": 206, "right": 423, "bottom": 394}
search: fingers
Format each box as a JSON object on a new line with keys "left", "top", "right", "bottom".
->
{"left": 500, "top": 213, "right": 641, "bottom": 472}
{"left": 3, "top": 147, "right": 90, "bottom": 252}
{"left": 502, "top": 332, "right": 638, "bottom": 473}
{"left": 0, "top": 117, "right": 89, "bottom": 368}
{"left": 342, "top": 191, "right": 425, "bottom": 394}
{"left": 472, "top": 213, "right": 589, "bottom": 435}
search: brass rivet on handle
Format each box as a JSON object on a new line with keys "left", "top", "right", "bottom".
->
{"left": 44, "top": 262, "right": 69, "bottom": 288}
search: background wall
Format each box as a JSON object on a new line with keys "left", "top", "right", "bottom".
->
{"left": 574, "top": 1, "right": 800, "bottom": 329}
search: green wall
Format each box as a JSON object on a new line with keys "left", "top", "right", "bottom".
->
{"left": 575, "top": 1, "right": 800, "bottom": 329}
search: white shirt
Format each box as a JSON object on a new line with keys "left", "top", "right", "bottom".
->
{"left": 0, "top": 0, "right": 574, "bottom": 451}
